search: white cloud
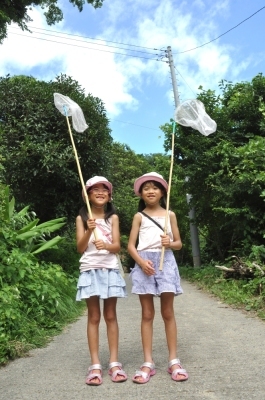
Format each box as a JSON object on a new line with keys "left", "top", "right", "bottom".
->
{"left": 1, "top": 9, "right": 139, "bottom": 117}
{"left": 0, "top": 0, "right": 258, "bottom": 119}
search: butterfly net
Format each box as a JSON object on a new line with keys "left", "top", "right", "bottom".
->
{"left": 175, "top": 99, "right": 217, "bottom": 136}
{"left": 53, "top": 93, "right": 88, "bottom": 133}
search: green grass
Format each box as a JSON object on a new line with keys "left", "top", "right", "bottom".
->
{"left": 179, "top": 265, "right": 265, "bottom": 320}
{"left": 0, "top": 301, "right": 86, "bottom": 366}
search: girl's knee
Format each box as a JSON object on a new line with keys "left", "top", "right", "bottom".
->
{"left": 88, "top": 313, "right": 101, "bottom": 325}
{"left": 161, "top": 308, "right": 174, "bottom": 322}
{"left": 142, "top": 309, "right": 155, "bottom": 322}
{"left": 103, "top": 309, "right": 117, "bottom": 324}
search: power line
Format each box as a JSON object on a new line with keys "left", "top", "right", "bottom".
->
{"left": 8, "top": 5, "right": 265, "bottom": 62}
{"left": 26, "top": 24, "right": 160, "bottom": 52}
{"left": 110, "top": 118, "right": 161, "bottom": 131}
{"left": 9, "top": 26, "right": 159, "bottom": 56}
{"left": 173, "top": 5, "right": 265, "bottom": 54}
{"left": 7, "top": 5, "right": 264, "bottom": 113}
{"left": 9, "top": 31, "right": 165, "bottom": 62}
{"left": 24, "top": 5, "right": 265, "bottom": 57}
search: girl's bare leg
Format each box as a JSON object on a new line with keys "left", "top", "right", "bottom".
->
{"left": 134, "top": 294, "right": 155, "bottom": 382}
{"left": 86, "top": 296, "right": 101, "bottom": 383}
{"left": 160, "top": 292, "right": 177, "bottom": 359}
{"left": 104, "top": 297, "right": 125, "bottom": 381}
{"left": 103, "top": 297, "right": 119, "bottom": 362}
{"left": 160, "top": 292, "right": 186, "bottom": 379}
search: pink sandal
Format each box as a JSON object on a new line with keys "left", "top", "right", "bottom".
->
{"left": 167, "top": 358, "right": 188, "bottom": 382}
{"left": 108, "top": 362, "right": 127, "bottom": 383}
{"left": 85, "top": 364, "right": 103, "bottom": 386}
{"left": 132, "top": 362, "right": 156, "bottom": 384}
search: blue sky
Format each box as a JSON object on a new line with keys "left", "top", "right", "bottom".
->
{"left": 1, "top": 0, "right": 265, "bottom": 154}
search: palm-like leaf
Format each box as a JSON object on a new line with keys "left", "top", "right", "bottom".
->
{"left": 32, "top": 236, "right": 65, "bottom": 254}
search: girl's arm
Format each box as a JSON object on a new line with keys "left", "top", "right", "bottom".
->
{"left": 161, "top": 211, "right": 182, "bottom": 250}
{"left": 93, "top": 214, "right": 121, "bottom": 253}
{"left": 127, "top": 213, "right": 141, "bottom": 263}
{"left": 76, "top": 215, "right": 95, "bottom": 254}
{"left": 107, "top": 214, "right": 121, "bottom": 253}
{"left": 110, "top": 214, "right": 121, "bottom": 253}
{"left": 128, "top": 213, "right": 155, "bottom": 275}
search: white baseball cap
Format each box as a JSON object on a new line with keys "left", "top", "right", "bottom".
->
{"left": 134, "top": 172, "right": 168, "bottom": 196}
{"left": 82, "top": 176, "right": 112, "bottom": 201}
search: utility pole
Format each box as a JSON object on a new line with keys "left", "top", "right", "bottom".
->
{"left": 166, "top": 46, "right": 201, "bottom": 267}
{"left": 167, "top": 46, "right": 181, "bottom": 108}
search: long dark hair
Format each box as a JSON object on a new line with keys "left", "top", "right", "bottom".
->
{"left": 79, "top": 184, "right": 117, "bottom": 230}
{"left": 137, "top": 180, "right": 167, "bottom": 212}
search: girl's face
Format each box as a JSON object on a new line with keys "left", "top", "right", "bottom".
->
{"left": 88, "top": 183, "right": 110, "bottom": 206}
{"left": 141, "top": 181, "right": 164, "bottom": 205}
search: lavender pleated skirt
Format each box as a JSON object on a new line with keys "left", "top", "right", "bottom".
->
{"left": 130, "top": 250, "right": 183, "bottom": 296}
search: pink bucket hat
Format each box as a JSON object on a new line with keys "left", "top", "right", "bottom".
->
{"left": 82, "top": 176, "right": 112, "bottom": 201}
{"left": 134, "top": 172, "right": 168, "bottom": 196}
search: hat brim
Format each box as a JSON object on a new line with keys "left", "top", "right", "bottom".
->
{"left": 134, "top": 175, "right": 168, "bottom": 196}
{"left": 82, "top": 180, "right": 112, "bottom": 201}
{"left": 86, "top": 180, "right": 112, "bottom": 193}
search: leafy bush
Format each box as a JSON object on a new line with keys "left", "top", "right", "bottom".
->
{"left": 39, "top": 230, "right": 80, "bottom": 276}
{"left": 120, "top": 234, "right": 134, "bottom": 272}
{"left": 179, "top": 265, "right": 265, "bottom": 319}
{"left": 0, "top": 261, "right": 82, "bottom": 364}
{"left": 0, "top": 186, "right": 83, "bottom": 365}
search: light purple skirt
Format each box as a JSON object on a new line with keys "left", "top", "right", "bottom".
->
{"left": 130, "top": 250, "right": 183, "bottom": 296}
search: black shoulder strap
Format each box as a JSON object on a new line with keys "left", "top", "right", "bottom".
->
{"left": 140, "top": 211, "right": 164, "bottom": 232}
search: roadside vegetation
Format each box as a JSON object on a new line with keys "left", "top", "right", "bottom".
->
{"left": 1, "top": 72, "right": 265, "bottom": 365}
{"left": 179, "top": 263, "right": 265, "bottom": 320}
{"left": 0, "top": 186, "right": 84, "bottom": 365}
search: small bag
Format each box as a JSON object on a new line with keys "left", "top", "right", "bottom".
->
{"left": 116, "top": 254, "right": 125, "bottom": 278}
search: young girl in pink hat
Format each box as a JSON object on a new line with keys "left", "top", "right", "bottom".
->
{"left": 128, "top": 172, "right": 188, "bottom": 384}
{"left": 76, "top": 176, "right": 127, "bottom": 386}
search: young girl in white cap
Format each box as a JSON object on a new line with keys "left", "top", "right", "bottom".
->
{"left": 76, "top": 176, "right": 127, "bottom": 386}
{"left": 128, "top": 172, "right": 188, "bottom": 384}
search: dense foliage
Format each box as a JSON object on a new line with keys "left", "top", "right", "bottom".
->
{"left": 0, "top": 74, "right": 112, "bottom": 223}
{"left": 179, "top": 265, "right": 265, "bottom": 320}
{"left": 162, "top": 73, "right": 265, "bottom": 262}
{"left": 0, "top": 0, "right": 104, "bottom": 43}
{"left": 0, "top": 185, "right": 82, "bottom": 364}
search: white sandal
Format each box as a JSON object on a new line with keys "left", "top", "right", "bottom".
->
{"left": 132, "top": 362, "right": 156, "bottom": 384}
{"left": 108, "top": 362, "right": 127, "bottom": 382}
{"left": 168, "top": 358, "right": 188, "bottom": 382}
{"left": 85, "top": 364, "right": 103, "bottom": 386}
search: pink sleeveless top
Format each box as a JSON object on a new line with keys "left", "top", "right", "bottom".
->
{"left": 79, "top": 217, "right": 118, "bottom": 272}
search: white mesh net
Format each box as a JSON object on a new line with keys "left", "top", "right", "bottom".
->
{"left": 175, "top": 99, "right": 217, "bottom": 136}
{"left": 53, "top": 93, "right": 88, "bottom": 133}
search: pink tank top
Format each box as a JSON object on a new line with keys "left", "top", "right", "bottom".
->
{"left": 79, "top": 218, "right": 118, "bottom": 272}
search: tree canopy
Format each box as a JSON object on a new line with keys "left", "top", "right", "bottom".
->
{"left": 0, "top": 73, "right": 112, "bottom": 223}
{"left": 162, "top": 73, "right": 265, "bottom": 262}
{"left": 0, "top": 0, "right": 104, "bottom": 43}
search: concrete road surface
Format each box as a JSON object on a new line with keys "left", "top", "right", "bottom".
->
{"left": 0, "top": 274, "right": 264, "bottom": 400}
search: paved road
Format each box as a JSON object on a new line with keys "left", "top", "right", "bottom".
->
{"left": 1, "top": 274, "right": 265, "bottom": 400}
